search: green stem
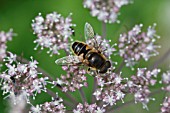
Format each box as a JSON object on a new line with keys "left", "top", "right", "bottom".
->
{"left": 46, "top": 89, "right": 75, "bottom": 108}
{"left": 102, "top": 22, "right": 106, "bottom": 39}
{"left": 114, "top": 61, "right": 125, "bottom": 73}
{"left": 79, "top": 88, "right": 87, "bottom": 103}
{"left": 149, "top": 48, "right": 170, "bottom": 69}
{"left": 91, "top": 75, "right": 98, "bottom": 103}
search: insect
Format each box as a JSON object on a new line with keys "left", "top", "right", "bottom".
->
{"left": 55, "top": 22, "right": 111, "bottom": 74}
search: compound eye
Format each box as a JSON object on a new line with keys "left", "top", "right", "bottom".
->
{"left": 105, "top": 61, "right": 111, "bottom": 68}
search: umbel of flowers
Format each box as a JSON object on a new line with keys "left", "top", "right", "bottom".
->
{"left": 0, "top": 52, "right": 49, "bottom": 103}
{"left": 32, "top": 12, "right": 75, "bottom": 56}
{"left": 0, "top": 18, "right": 167, "bottom": 113}
{"left": 83, "top": 0, "right": 132, "bottom": 23}
{"left": 118, "top": 24, "right": 160, "bottom": 69}
{"left": 52, "top": 65, "right": 88, "bottom": 92}
{"left": 0, "top": 29, "right": 16, "bottom": 61}
{"left": 160, "top": 70, "right": 170, "bottom": 113}
{"left": 92, "top": 68, "right": 160, "bottom": 111}
{"left": 161, "top": 97, "right": 170, "bottom": 113}
{"left": 0, "top": 1, "right": 169, "bottom": 113}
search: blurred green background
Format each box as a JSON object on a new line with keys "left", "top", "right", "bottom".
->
{"left": 0, "top": 0, "right": 170, "bottom": 113}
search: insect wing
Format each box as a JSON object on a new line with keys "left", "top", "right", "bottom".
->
{"left": 84, "top": 22, "right": 101, "bottom": 50}
{"left": 55, "top": 56, "right": 82, "bottom": 65}
{"left": 84, "top": 22, "right": 95, "bottom": 40}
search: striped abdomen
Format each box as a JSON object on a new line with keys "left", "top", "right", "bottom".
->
{"left": 72, "top": 41, "right": 91, "bottom": 59}
{"left": 71, "top": 41, "right": 111, "bottom": 73}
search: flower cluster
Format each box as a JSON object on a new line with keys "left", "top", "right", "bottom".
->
{"left": 86, "top": 35, "right": 116, "bottom": 59}
{"left": 52, "top": 65, "right": 87, "bottom": 92}
{"left": 0, "top": 52, "right": 49, "bottom": 103}
{"left": 0, "top": 0, "right": 168, "bottom": 112}
{"left": 0, "top": 29, "right": 16, "bottom": 61}
{"left": 161, "top": 97, "right": 170, "bottom": 113}
{"left": 73, "top": 102, "right": 105, "bottom": 113}
{"left": 92, "top": 68, "right": 160, "bottom": 110}
{"left": 127, "top": 68, "right": 160, "bottom": 109}
{"left": 32, "top": 12, "right": 75, "bottom": 56}
{"left": 30, "top": 94, "right": 66, "bottom": 113}
{"left": 93, "top": 72, "right": 126, "bottom": 106}
{"left": 83, "top": 0, "right": 132, "bottom": 23}
{"left": 118, "top": 24, "right": 160, "bottom": 68}
{"left": 161, "top": 70, "right": 170, "bottom": 92}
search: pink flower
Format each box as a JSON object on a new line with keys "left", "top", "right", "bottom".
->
{"left": 118, "top": 24, "right": 160, "bottom": 68}
{"left": 0, "top": 29, "right": 16, "bottom": 61}
{"left": 83, "top": 0, "right": 132, "bottom": 23}
{"left": 32, "top": 12, "right": 75, "bottom": 56}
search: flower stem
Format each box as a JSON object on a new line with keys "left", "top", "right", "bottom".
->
{"left": 115, "top": 60, "right": 125, "bottom": 73}
{"left": 79, "top": 88, "right": 87, "bottom": 103}
{"left": 46, "top": 89, "right": 76, "bottom": 108}
{"left": 91, "top": 74, "right": 98, "bottom": 103}
{"left": 102, "top": 22, "right": 106, "bottom": 39}
{"left": 149, "top": 48, "right": 170, "bottom": 69}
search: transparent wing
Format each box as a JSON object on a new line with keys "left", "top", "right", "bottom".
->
{"left": 55, "top": 55, "right": 82, "bottom": 65}
{"left": 84, "top": 22, "right": 100, "bottom": 50}
{"left": 84, "top": 22, "right": 95, "bottom": 40}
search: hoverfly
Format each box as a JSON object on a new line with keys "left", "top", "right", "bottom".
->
{"left": 55, "top": 23, "right": 111, "bottom": 74}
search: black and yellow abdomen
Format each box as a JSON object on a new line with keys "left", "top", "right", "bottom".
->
{"left": 71, "top": 41, "right": 111, "bottom": 74}
{"left": 72, "top": 41, "right": 91, "bottom": 59}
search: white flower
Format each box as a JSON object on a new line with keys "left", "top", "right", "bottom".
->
{"left": 17, "top": 64, "right": 27, "bottom": 73}
{"left": 114, "top": 0, "right": 130, "bottom": 8}
{"left": 32, "top": 80, "right": 42, "bottom": 93}
{"left": 114, "top": 75, "right": 122, "bottom": 84}
{"left": 35, "top": 15, "right": 44, "bottom": 25}
{"left": 46, "top": 12, "right": 60, "bottom": 23}
{"left": 28, "top": 69, "right": 38, "bottom": 78}
{"left": 7, "top": 64, "right": 16, "bottom": 76}
{"left": 116, "top": 91, "right": 125, "bottom": 102}
{"left": 162, "top": 71, "right": 170, "bottom": 84}
{"left": 93, "top": 89, "right": 102, "bottom": 100}
{"left": 56, "top": 78, "right": 64, "bottom": 85}
{"left": 95, "top": 107, "right": 105, "bottom": 113}
{"left": 104, "top": 95, "right": 115, "bottom": 106}
{"left": 30, "top": 105, "right": 41, "bottom": 113}
{"left": 28, "top": 57, "right": 38, "bottom": 69}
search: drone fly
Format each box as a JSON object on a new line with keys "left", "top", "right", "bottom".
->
{"left": 55, "top": 23, "right": 111, "bottom": 74}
